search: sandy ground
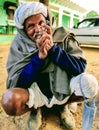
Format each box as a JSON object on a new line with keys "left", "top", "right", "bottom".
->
{"left": 0, "top": 44, "right": 99, "bottom": 130}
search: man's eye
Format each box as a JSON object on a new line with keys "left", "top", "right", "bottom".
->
{"left": 40, "top": 21, "right": 45, "bottom": 26}
{"left": 27, "top": 25, "right": 34, "bottom": 31}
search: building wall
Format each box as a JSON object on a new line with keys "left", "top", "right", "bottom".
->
{"left": 0, "top": 0, "right": 18, "bottom": 34}
{"left": 49, "top": 0, "right": 85, "bottom": 28}
{"left": 0, "top": 0, "right": 86, "bottom": 34}
{"left": 0, "top": 0, "right": 7, "bottom": 33}
{"left": 62, "top": 15, "right": 70, "bottom": 28}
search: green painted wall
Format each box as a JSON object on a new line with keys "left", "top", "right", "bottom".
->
{"left": 73, "top": 18, "right": 79, "bottom": 27}
{"left": 0, "top": 0, "right": 7, "bottom": 26}
{"left": 0, "top": 0, "right": 81, "bottom": 34}
{"left": 62, "top": 15, "right": 70, "bottom": 27}
{"left": 0, "top": 35, "right": 14, "bottom": 44}
{"left": 52, "top": 11, "right": 58, "bottom": 27}
{"left": 0, "top": 0, "right": 18, "bottom": 34}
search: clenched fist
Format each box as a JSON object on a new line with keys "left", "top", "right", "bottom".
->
{"left": 36, "top": 23, "right": 54, "bottom": 59}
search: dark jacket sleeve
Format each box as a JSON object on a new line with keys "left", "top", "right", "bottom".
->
{"left": 48, "top": 45, "right": 86, "bottom": 76}
{"left": 50, "top": 27, "right": 87, "bottom": 77}
{"left": 17, "top": 53, "right": 45, "bottom": 88}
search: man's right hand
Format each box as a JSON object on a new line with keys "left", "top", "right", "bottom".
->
{"left": 36, "top": 26, "right": 54, "bottom": 59}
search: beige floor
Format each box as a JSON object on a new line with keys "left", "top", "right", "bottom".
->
{"left": 0, "top": 44, "right": 99, "bottom": 130}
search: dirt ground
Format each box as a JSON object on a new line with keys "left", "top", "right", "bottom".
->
{"left": 0, "top": 44, "right": 99, "bottom": 130}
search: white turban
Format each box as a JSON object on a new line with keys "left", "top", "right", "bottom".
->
{"left": 14, "top": 2, "right": 48, "bottom": 29}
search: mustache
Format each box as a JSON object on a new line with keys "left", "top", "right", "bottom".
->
{"left": 33, "top": 29, "right": 47, "bottom": 40}
{"left": 33, "top": 32, "right": 42, "bottom": 40}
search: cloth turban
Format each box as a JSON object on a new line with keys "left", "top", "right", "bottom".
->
{"left": 14, "top": 2, "right": 48, "bottom": 29}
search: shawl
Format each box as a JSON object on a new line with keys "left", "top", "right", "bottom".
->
{"left": 14, "top": 2, "right": 47, "bottom": 29}
{"left": 6, "top": 2, "right": 53, "bottom": 88}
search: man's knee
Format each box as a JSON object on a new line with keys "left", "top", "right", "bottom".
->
{"left": 1, "top": 89, "right": 17, "bottom": 115}
{"left": 1, "top": 88, "right": 29, "bottom": 116}
{"left": 70, "top": 73, "right": 99, "bottom": 99}
{"left": 1, "top": 88, "right": 27, "bottom": 116}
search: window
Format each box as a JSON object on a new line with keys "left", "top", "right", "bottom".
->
{"left": 8, "top": 6, "right": 16, "bottom": 20}
{"left": 77, "top": 19, "right": 99, "bottom": 28}
{"left": 78, "top": 20, "right": 95, "bottom": 28}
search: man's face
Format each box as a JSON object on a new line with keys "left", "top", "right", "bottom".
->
{"left": 24, "top": 14, "right": 47, "bottom": 41}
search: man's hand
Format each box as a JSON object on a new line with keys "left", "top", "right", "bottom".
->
{"left": 36, "top": 24, "right": 54, "bottom": 59}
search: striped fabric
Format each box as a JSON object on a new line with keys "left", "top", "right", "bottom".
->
{"left": 26, "top": 73, "right": 99, "bottom": 109}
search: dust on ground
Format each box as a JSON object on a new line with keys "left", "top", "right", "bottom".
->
{"left": 0, "top": 44, "right": 99, "bottom": 130}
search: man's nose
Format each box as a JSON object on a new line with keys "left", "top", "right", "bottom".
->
{"left": 35, "top": 25, "right": 41, "bottom": 32}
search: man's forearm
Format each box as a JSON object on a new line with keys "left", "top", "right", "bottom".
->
{"left": 17, "top": 53, "right": 45, "bottom": 88}
{"left": 48, "top": 45, "right": 86, "bottom": 76}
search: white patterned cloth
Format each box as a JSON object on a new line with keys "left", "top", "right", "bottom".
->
{"left": 70, "top": 73, "right": 99, "bottom": 98}
{"left": 26, "top": 82, "right": 69, "bottom": 109}
{"left": 26, "top": 73, "right": 99, "bottom": 109}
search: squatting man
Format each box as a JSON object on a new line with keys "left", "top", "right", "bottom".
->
{"left": 1, "top": 2, "right": 98, "bottom": 130}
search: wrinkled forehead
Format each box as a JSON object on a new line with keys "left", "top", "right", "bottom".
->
{"left": 14, "top": 2, "right": 47, "bottom": 29}
{"left": 24, "top": 13, "right": 46, "bottom": 28}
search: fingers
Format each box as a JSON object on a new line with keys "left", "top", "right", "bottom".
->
{"left": 36, "top": 25, "right": 53, "bottom": 59}
{"left": 36, "top": 32, "right": 50, "bottom": 47}
{"left": 41, "top": 23, "right": 52, "bottom": 35}
{"left": 37, "top": 36, "right": 53, "bottom": 52}
{"left": 44, "top": 39, "right": 52, "bottom": 51}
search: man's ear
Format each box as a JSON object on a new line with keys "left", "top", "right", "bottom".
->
{"left": 46, "top": 20, "right": 50, "bottom": 25}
